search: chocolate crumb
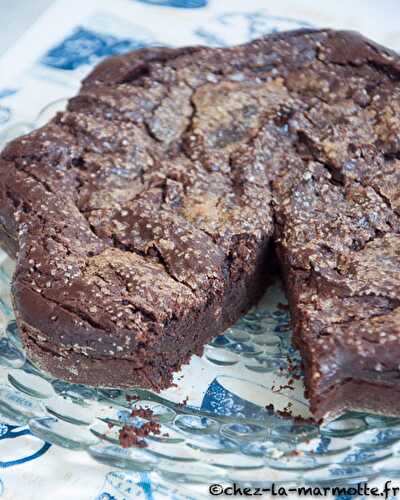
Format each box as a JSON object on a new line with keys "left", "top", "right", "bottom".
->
{"left": 118, "top": 420, "right": 161, "bottom": 448}
{"left": 178, "top": 396, "right": 189, "bottom": 407}
{"left": 277, "top": 302, "right": 289, "bottom": 311}
{"left": 130, "top": 406, "right": 154, "bottom": 419}
{"left": 119, "top": 426, "right": 147, "bottom": 448}
{"left": 126, "top": 394, "right": 140, "bottom": 403}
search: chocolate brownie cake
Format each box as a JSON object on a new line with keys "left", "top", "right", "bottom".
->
{"left": 0, "top": 29, "right": 399, "bottom": 421}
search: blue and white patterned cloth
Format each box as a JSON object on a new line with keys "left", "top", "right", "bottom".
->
{"left": 0, "top": 1, "right": 399, "bottom": 498}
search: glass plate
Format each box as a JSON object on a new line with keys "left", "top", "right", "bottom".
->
{"left": 0, "top": 105, "right": 398, "bottom": 490}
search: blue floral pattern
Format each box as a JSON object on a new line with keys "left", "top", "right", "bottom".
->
{"left": 0, "top": 422, "right": 52, "bottom": 497}
{"left": 201, "top": 376, "right": 270, "bottom": 419}
{"left": 137, "top": 0, "right": 207, "bottom": 7}
{"left": 96, "top": 470, "right": 199, "bottom": 499}
{"left": 0, "top": 423, "right": 51, "bottom": 468}
{"left": 195, "top": 10, "right": 312, "bottom": 46}
{"left": 0, "top": 89, "right": 16, "bottom": 125}
{"left": 40, "top": 27, "right": 154, "bottom": 70}
{"left": 0, "top": 89, "right": 17, "bottom": 100}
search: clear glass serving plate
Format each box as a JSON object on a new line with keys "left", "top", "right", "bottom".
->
{"left": 0, "top": 106, "right": 399, "bottom": 491}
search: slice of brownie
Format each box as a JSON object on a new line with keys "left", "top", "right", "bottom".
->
{"left": 0, "top": 29, "right": 399, "bottom": 420}
{"left": 0, "top": 43, "right": 277, "bottom": 390}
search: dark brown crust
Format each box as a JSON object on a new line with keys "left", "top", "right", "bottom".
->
{"left": 0, "top": 29, "right": 400, "bottom": 420}
{"left": 18, "top": 239, "right": 270, "bottom": 388}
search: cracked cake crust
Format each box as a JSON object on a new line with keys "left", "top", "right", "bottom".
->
{"left": 0, "top": 29, "right": 400, "bottom": 420}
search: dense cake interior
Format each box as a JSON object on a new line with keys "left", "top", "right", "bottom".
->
{"left": 0, "top": 29, "right": 399, "bottom": 420}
